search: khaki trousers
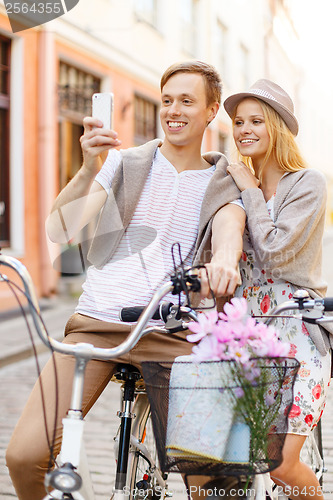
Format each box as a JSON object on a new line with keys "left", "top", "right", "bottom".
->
{"left": 6, "top": 313, "right": 193, "bottom": 500}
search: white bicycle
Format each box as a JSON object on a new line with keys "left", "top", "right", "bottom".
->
{"left": 0, "top": 254, "right": 328, "bottom": 500}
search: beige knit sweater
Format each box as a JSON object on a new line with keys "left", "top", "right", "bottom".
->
{"left": 87, "top": 139, "right": 240, "bottom": 268}
{"left": 241, "top": 168, "right": 332, "bottom": 355}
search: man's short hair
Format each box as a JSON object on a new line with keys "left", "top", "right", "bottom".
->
{"left": 160, "top": 61, "right": 222, "bottom": 105}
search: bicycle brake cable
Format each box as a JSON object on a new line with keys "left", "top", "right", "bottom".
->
{"left": 170, "top": 243, "right": 217, "bottom": 311}
{"left": 0, "top": 273, "right": 59, "bottom": 470}
{"left": 187, "top": 264, "right": 217, "bottom": 311}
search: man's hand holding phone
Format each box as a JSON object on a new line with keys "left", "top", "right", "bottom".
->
{"left": 80, "top": 93, "right": 121, "bottom": 178}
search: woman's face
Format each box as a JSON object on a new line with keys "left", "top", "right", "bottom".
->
{"left": 233, "top": 98, "right": 270, "bottom": 165}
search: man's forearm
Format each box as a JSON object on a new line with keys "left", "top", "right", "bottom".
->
{"left": 46, "top": 167, "right": 99, "bottom": 243}
{"left": 211, "top": 205, "right": 245, "bottom": 267}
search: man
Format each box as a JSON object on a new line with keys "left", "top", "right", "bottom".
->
{"left": 6, "top": 61, "right": 245, "bottom": 499}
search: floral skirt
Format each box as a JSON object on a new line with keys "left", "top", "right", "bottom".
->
{"left": 235, "top": 282, "right": 331, "bottom": 435}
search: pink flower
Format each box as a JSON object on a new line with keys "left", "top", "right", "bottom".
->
{"left": 227, "top": 342, "right": 251, "bottom": 364}
{"left": 260, "top": 294, "right": 270, "bottom": 314}
{"left": 312, "top": 385, "right": 321, "bottom": 400}
{"left": 191, "top": 335, "right": 224, "bottom": 362}
{"left": 185, "top": 297, "right": 292, "bottom": 370}
{"left": 243, "top": 366, "right": 261, "bottom": 381}
{"left": 220, "top": 297, "right": 248, "bottom": 322}
{"left": 234, "top": 387, "right": 245, "bottom": 398}
{"left": 265, "top": 394, "right": 276, "bottom": 406}
{"left": 187, "top": 310, "right": 218, "bottom": 343}
{"left": 211, "top": 320, "right": 235, "bottom": 344}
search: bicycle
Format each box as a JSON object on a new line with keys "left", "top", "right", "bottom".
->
{"left": 0, "top": 253, "right": 202, "bottom": 500}
{"left": 0, "top": 254, "right": 330, "bottom": 500}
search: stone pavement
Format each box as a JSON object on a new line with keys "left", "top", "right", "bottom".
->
{"left": 0, "top": 228, "right": 333, "bottom": 498}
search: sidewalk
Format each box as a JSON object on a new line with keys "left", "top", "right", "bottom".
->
{"left": 0, "top": 290, "right": 78, "bottom": 368}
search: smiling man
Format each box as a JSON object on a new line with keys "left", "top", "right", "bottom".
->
{"left": 6, "top": 61, "right": 245, "bottom": 500}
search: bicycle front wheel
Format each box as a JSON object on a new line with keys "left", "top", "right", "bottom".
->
{"left": 128, "top": 395, "right": 166, "bottom": 500}
{"left": 201, "top": 476, "right": 251, "bottom": 499}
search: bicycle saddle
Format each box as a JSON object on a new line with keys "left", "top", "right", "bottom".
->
{"left": 111, "top": 363, "right": 146, "bottom": 392}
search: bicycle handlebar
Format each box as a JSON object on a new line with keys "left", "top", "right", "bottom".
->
{"left": 0, "top": 255, "right": 198, "bottom": 362}
{"left": 323, "top": 297, "right": 333, "bottom": 311}
{"left": 2, "top": 254, "right": 333, "bottom": 362}
{"left": 265, "top": 290, "right": 333, "bottom": 325}
{"left": 119, "top": 302, "right": 174, "bottom": 323}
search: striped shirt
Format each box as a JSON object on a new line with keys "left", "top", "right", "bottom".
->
{"left": 76, "top": 147, "right": 216, "bottom": 323}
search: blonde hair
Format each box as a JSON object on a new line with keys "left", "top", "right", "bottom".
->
{"left": 233, "top": 98, "right": 306, "bottom": 181}
{"left": 160, "top": 61, "right": 222, "bottom": 105}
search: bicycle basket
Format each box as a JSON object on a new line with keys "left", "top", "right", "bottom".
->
{"left": 141, "top": 357, "right": 299, "bottom": 477}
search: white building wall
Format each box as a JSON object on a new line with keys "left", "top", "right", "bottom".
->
{"left": 47, "top": 0, "right": 329, "bottom": 176}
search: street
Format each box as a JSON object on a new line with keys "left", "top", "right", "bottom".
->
{"left": 0, "top": 352, "right": 187, "bottom": 499}
{"left": 1, "top": 231, "right": 333, "bottom": 499}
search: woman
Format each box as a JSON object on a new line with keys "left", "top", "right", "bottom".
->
{"left": 223, "top": 79, "right": 331, "bottom": 500}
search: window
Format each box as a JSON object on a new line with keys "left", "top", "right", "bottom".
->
{"left": 57, "top": 62, "right": 101, "bottom": 274}
{"left": 134, "top": 94, "right": 157, "bottom": 145}
{"left": 0, "top": 37, "right": 10, "bottom": 247}
{"left": 135, "top": 0, "right": 158, "bottom": 28}
{"left": 218, "top": 133, "right": 227, "bottom": 156}
{"left": 58, "top": 62, "right": 101, "bottom": 187}
{"left": 239, "top": 44, "right": 249, "bottom": 90}
{"left": 58, "top": 62, "right": 100, "bottom": 121}
{"left": 181, "top": 0, "right": 198, "bottom": 55}
{"left": 217, "top": 21, "right": 228, "bottom": 80}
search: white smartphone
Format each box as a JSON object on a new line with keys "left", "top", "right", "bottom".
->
{"left": 92, "top": 92, "right": 114, "bottom": 129}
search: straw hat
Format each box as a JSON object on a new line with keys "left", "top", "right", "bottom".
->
{"left": 223, "top": 79, "right": 299, "bottom": 136}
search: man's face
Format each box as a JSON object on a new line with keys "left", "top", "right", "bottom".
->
{"left": 160, "top": 72, "right": 217, "bottom": 147}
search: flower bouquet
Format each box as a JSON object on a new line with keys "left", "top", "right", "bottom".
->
{"left": 165, "top": 298, "right": 299, "bottom": 471}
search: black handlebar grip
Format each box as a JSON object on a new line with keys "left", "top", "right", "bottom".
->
{"left": 323, "top": 297, "right": 333, "bottom": 311}
{"left": 120, "top": 306, "right": 146, "bottom": 322}
{"left": 119, "top": 302, "right": 174, "bottom": 323}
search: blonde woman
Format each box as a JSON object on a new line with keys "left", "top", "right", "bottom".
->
{"left": 224, "top": 80, "right": 331, "bottom": 500}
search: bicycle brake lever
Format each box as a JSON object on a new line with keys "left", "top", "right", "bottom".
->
{"left": 165, "top": 305, "right": 186, "bottom": 332}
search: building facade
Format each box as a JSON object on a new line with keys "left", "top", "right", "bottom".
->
{"left": 0, "top": 0, "right": 325, "bottom": 311}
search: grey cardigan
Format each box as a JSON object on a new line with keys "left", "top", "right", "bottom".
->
{"left": 241, "top": 168, "right": 332, "bottom": 355}
{"left": 88, "top": 139, "right": 240, "bottom": 268}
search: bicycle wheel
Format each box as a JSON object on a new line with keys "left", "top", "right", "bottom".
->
{"left": 300, "top": 421, "right": 324, "bottom": 485}
{"left": 129, "top": 410, "right": 164, "bottom": 499}
{"left": 201, "top": 476, "right": 251, "bottom": 499}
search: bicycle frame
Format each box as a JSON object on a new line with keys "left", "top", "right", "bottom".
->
{"left": 0, "top": 255, "right": 177, "bottom": 500}
{"left": 0, "top": 255, "right": 327, "bottom": 500}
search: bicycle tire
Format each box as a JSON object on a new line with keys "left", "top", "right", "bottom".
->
{"left": 300, "top": 420, "right": 324, "bottom": 486}
{"left": 201, "top": 476, "right": 251, "bottom": 499}
{"left": 129, "top": 410, "right": 164, "bottom": 499}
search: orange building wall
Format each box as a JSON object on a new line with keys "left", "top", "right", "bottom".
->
{"left": 0, "top": 17, "right": 42, "bottom": 311}
{"left": 0, "top": 27, "right": 221, "bottom": 313}
{"left": 55, "top": 38, "right": 161, "bottom": 149}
